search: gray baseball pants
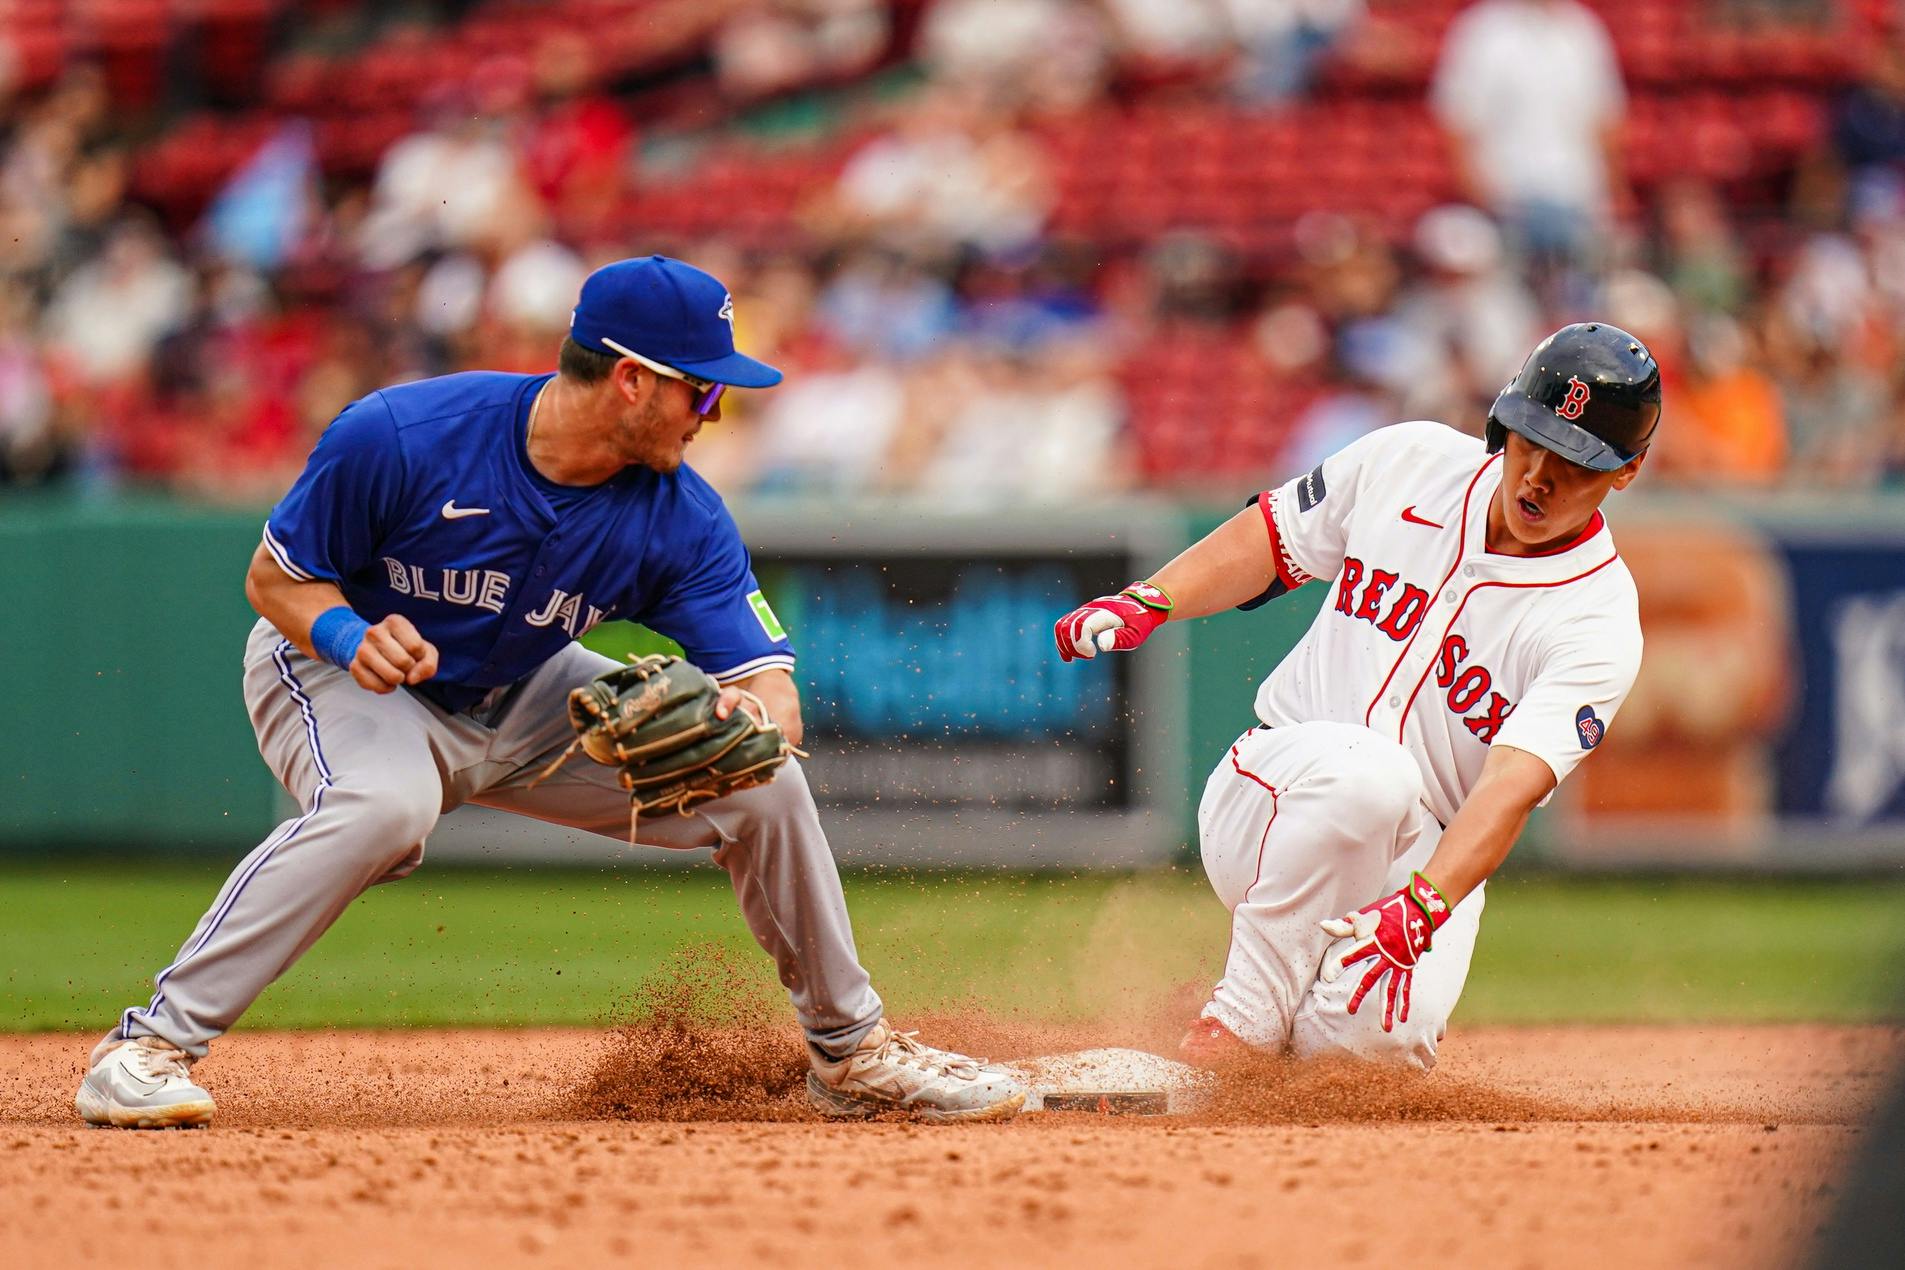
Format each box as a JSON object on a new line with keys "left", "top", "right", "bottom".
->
{"left": 114, "top": 620, "right": 884, "bottom": 1059}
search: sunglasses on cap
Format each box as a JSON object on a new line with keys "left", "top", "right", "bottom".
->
{"left": 600, "top": 337, "right": 727, "bottom": 418}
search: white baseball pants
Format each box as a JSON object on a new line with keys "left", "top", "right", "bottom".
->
{"left": 1197, "top": 721, "right": 1485, "bottom": 1070}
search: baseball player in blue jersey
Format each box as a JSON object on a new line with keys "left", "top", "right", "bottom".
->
{"left": 77, "top": 255, "right": 1025, "bottom": 1127}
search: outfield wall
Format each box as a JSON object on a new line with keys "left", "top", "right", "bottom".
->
{"left": 2, "top": 491, "right": 1900, "bottom": 868}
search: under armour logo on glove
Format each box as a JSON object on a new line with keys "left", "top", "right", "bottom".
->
{"left": 1317, "top": 872, "right": 1452, "bottom": 1033}
{"left": 1054, "top": 581, "right": 1174, "bottom": 662}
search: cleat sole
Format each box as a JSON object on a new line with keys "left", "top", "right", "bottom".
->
{"left": 805, "top": 1072, "right": 1025, "bottom": 1124}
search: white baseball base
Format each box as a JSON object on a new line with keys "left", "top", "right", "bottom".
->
{"left": 1008, "top": 1047, "right": 1215, "bottom": 1116}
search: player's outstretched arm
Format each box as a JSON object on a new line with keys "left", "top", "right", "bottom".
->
{"left": 1149, "top": 507, "right": 1283, "bottom": 619}
{"left": 1054, "top": 507, "right": 1279, "bottom": 661}
{"left": 244, "top": 542, "right": 439, "bottom": 694}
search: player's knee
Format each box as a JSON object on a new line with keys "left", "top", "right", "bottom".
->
{"left": 328, "top": 786, "right": 439, "bottom": 864}
{"left": 730, "top": 757, "right": 815, "bottom": 824}
{"left": 363, "top": 794, "right": 438, "bottom": 850}
{"left": 1290, "top": 1010, "right": 1441, "bottom": 1073}
{"left": 1331, "top": 1024, "right": 1439, "bottom": 1073}
{"left": 1318, "top": 734, "right": 1423, "bottom": 836}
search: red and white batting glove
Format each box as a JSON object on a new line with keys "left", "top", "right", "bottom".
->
{"left": 1317, "top": 872, "right": 1452, "bottom": 1033}
{"left": 1054, "top": 581, "right": 1174, "bottom": 662}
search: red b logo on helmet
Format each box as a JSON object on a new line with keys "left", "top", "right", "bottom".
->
{"left": 1556, "top": 376, "right": 1591, "bottom": 420}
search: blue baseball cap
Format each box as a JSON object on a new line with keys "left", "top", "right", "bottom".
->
{"left": 569, "top": 255, "right": 783, "bottom": 388}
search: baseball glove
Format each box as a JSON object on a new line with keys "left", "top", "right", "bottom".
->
{"left": 533, "top": 653, "right": 803, "bottom": 839}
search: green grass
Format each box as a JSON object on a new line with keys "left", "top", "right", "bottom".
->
{"left": 2, "top": 863, "right": 1901, "bottom": 1031}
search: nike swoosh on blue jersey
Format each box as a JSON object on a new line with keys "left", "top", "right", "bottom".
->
{"left": 441, "top": 500, "right": 491, "bottom": 519}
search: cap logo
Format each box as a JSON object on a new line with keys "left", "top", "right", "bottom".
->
{"left": 1557, "top": 375, "right": 1591, "bottom": 421}
{"left": 719, "top": 293, "right": 734, "bottom": 330}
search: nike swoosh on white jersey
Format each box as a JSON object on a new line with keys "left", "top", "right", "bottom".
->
{"left": 440, "top": 501, "right": 491, "bottom": 519}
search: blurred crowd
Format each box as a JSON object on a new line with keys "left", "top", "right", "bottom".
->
{"left": 2, "top": 0, "right": 1903, "bottom": 503}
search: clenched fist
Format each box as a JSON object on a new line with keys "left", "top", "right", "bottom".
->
{"left": 1054, "top": 581, "right": 1174, "bottom": 662}
{"left": 351, "top": 614, "right": 440, "bottom": 694}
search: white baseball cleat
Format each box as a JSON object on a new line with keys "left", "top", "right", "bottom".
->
{"left": 807, "top": 1020, "right": 1026, "bottom": 1123}
{"left": 75, "top": 1035, "right": 216, "bottom": 1129}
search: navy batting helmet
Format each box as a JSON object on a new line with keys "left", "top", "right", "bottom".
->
{"left": 1485, "top": 323, "right": 1662, "bottom": 473}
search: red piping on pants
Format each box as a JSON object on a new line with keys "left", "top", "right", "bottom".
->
{"left": 1230, "top": 743, "right": 1281, "bottom": 890}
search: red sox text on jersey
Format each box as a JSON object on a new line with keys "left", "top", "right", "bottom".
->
{"left": 1332, "top": 556, "right": 1514, "bottom": 743}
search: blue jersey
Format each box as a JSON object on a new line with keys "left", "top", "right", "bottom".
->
{"left": 261, "top": 371, "right": 794, "bottom": 713}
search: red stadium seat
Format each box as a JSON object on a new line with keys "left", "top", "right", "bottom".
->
{"left": 67, "top": 0, "right": 1887, "bottom": 485}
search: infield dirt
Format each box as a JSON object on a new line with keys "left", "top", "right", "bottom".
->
{"left": 2, "top": 1016, "right": 1895, "bottom": 1269}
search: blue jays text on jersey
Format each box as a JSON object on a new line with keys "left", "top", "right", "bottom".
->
{"left": 260, "top": 371, "right": 794, "bottom": 713}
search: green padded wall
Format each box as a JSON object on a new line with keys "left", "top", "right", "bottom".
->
{"left": 1177, "top": 509, "right": 1327, "bottom": 835}
{"left": 0, "top": 496, "right": 279, "bottom": 850}
{"left": 0, "top": 497, "right": 1312, "bottom": 856}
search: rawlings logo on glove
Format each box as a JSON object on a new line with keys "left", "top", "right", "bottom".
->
{"left": 1317, "top": 872, "right": 1451, "bottom": 1033}
{"left": 533, "top": 654, "right": 803, "bottom": 839}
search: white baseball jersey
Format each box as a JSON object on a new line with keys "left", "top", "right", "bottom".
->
{"left": 1252, "top": 420, "right": 1641, "bottom": 827}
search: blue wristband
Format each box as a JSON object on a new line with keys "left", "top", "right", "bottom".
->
{"left": 310, "top": 606, "right": 370, "bottom": 670}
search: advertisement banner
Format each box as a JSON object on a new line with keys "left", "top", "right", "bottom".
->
{"left": 1552, "top": 508, "right": 1905, "bottom": 868}
{"left": 432, "top": 505, "right": 1192, "bottom": 868}
{"left": 1775, "top": 536, "right": 1905, "bottom": 826}
{"left": 765, "top": 550, "right": 1136, "bottom": 813}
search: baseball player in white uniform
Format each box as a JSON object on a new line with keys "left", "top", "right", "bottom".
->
{"left": 1056, "top": 323, "right": 1658, "bottom": 1069}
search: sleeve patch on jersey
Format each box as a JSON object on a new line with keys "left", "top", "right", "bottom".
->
{"left": 1575, "top": 705, "right": 1605, "bottom": 750}
{"left": 1296, "top": 464, "right": 1327, "bottom": 512}
{"left": 748, "top": 590, "right": 788, "bottom": 642}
